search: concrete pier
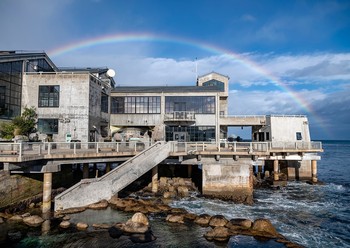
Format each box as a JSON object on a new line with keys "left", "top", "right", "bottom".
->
{"left": 273, "top": 160, "right": 279, "bottom": 181}
{"left": 188, "top": 164, "right": 192, "bottom": 177}
{"left": 42, "top": 172, "right": 52, "bottom": 214}
{"left": 152, "top": 166, "right": 158, "bottom": 193}
{"left": 83, "top": 164, "right": 89, "bottom": 178}
{"left": 311, "top": 160, "right": 317, "bottom": 183}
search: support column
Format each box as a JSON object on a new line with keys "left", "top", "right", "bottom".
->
{"left": 106, "top": 163, "right": 111, "bottom": 173}
{"left": 188, "top": 165, "right": 192, "bottom": 178}
{"left": 311, "top": 160, "right": 317, "bottom": 183}
{"left": 83, "top": 164, "right": 89, "bottom": 179}
{"left": 273, "top": 160, "right": 279, "bottom": 181}
{"left": 42, "top": 172, "right": 52, "bottom": 214}
{"left": 152, "top": 166, "right": 158, "bottom": 193}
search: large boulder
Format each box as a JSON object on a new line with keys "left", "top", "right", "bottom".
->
{"left": 194, "top": 214, "right": 211, "bottom": 226}
{"left": 59, "top": 221, "right": 71, "bottom": 229}
{"left": 204, "top": 226, "right": 231, "bottom": 242}
{"left": 23, "top": 215, "right": 44, "bottom": 227}
{"left": 209, "top": 215, "right": 229, "bottom": 227}
{"left": 8, "top": 215, "right": 23, "bottom": 223}
{"left": 109, "top": 197, "right": 138, "bottom": 210}
{"left": 131, "top": 212, "right": 149, "bottom": 226}
{"left": 251, "top": 219, "right": 281, "bottom": 238}
{"left": 108, "top": 225, "right": 124, "bottom": 239}
{"left": 123, "top": 212, "right": 150, "bottom": 234}
{"left": 166, "top": 214, "right": 185, "bottom": 224}
{"left": 76, "top": 222, "right": 89, "bottom": 230}
{"left": 226, "top": 218, "right": 252, "bottom": 230}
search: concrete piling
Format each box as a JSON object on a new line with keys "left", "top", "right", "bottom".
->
{"left": 273, "top": 160, "right": 279, "bottom": 181}
{"left": 311, "top": 160, "right": 317, "bottom": 183}
{"left": 152, "top": 166, "right": 158, "bottom": 193}
{"left": 42, "top": 172, "right": 52, "bottom": 214}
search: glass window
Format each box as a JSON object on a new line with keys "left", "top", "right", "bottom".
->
{"left": 37, "top": 119, "right": 58, "bottom": 134}
{"left": 165, "top": 96, "right": 215, "bottom": 114}
{"left": 165, "top": 126, "right": 215, "bottom": 142}
{"left": 203, "top": 80, "right": 225, "bottom": 91}
{"left": 101, "top": 93, "right": 108, "bottom": 113}
{"left": 110, "top": 96, "right": 160, "bottom": 114}
{"left": 39, "top": 85, "right": 59, "bottom": 107}
{"left": 296, "top": 132, "right": 302, "bottom": 140}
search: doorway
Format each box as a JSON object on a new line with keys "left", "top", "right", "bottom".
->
{"left": 173, "top": 132, "right": 187, "bottom": 142}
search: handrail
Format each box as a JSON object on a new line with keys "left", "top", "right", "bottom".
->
{"left": 0, "top": 140, "right": 322, "bottom": 160}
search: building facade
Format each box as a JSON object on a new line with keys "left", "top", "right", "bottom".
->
{"left": 0, "top": 51, "right": 115, "bottom": 142}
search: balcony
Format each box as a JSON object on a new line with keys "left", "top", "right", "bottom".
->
{"left": 164, "top": 111, "right": 196, "bottom": 125}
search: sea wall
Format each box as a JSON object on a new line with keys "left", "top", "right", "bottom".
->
{"left": 0, "top": 170, "right": 42, "bottom": 209}
{"left": 202, "top": 160, "right": 253, "bottom": 204}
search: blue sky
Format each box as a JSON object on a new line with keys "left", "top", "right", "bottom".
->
{"left": 1, "top": 0, "right": 350, "bottom": 140}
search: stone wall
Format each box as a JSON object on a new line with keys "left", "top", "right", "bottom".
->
{"left": 0, "top": 170, "right": 42, "bottom": 209}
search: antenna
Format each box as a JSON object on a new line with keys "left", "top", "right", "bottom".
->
{"left": 195, "top": 57, "right": 198, "bottom": 82}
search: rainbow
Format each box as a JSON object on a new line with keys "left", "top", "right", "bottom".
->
{"left": 48, "top": 33, "right": 328, "bottom": 136}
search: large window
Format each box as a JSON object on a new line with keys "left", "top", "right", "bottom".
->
{"left": 39, "top": 85, "right": 59, "bottom": 107}
{"left": 101, "top": 93, "right": 108, "bottom": 113}
{"left": 165, "top": 96, "right": 215, "bottom": 114}
{"left": 165, "top": 126, "right": 215, "bottom": 142}
{"left": 37, "top": 119, "right": 58, "bottom": 134}
{"left": 203, "top": 79, "right": 225, "bottom": 91}
{"left": 111, "top": 96, "right": 160, "bottom": 114}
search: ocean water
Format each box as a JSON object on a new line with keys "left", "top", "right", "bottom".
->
{"left": 4, "top": 140, "right": 350, "bottom": 247}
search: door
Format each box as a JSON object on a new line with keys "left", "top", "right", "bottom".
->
{"left": 173, "top": 132, "right": 187, "bottom": 142}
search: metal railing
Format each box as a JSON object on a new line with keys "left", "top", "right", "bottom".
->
{"left": 0, "top": 140, "right": 322, "bottom": 160}
{"left": 164, "top": 111, "right": 195, "bottom": 121}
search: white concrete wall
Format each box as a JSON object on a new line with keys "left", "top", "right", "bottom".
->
{"left": 22, "top": 73, "right": 110, "bottom": 142}
{"left": 268, "top": 116, "right": 311, "bottom": 142}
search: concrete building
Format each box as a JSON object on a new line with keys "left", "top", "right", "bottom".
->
{"left": 0, "top": 51, "right": 115, "bottom": 142}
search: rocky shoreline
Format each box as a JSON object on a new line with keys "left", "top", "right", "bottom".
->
{"left": 0, "top": 176, "right": 304, "bottom": 247}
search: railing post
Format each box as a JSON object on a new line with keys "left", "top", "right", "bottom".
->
{"left": 250, "top": 143, "right": 253, "bottom": 153}
{"left": 74, "top": 142, "right": 76, "bottom": 155}
{"left": 19, "top": 143, "right": 22, "bottom": 157}
{"left": 234, "top": 142, "right": 236, "bottom": 152}
{"left": 117, "top": 142, "right": 119, "bottom": 152}
{"left": 96, "top": 142, "right": 99, "bottom": 153}
{"left": 48, "top": 143, "right": 51, "bottom": 155}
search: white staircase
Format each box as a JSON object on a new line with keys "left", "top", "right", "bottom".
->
{"left": 55, "top": 141, "right": 171, "bottom": 210}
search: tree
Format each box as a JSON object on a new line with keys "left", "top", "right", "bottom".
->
{"left": 0, "top": 106, "right": 37, "bottom": 140}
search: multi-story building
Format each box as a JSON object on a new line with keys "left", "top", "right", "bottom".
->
{"left": 0, "top": 51, "right": 115, "bottom": 142}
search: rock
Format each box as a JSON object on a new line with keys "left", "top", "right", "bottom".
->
{"left": 184, "top": 213, "right": 197, "bottom": 221}
{"left": 171, "top": 208, "right": 188, "bottom": 214}
{"left": 124, "top": 221, "right": 149, "bottom": 234}
{"left": 76, "top": 222, "right": 89, "bottom": 230}
{"left": 251, "top": 219, "right": 280, "bottom": 238}
{"left": 7, "top": 230, "right": 22, "bottom": 241}
{"left": 159, "top": 177, "right": 168, "bottom": 186}
{"left": 144, "top": 205, "right": 161, "bottom": 213}
{"left": 59, "top": 221, "right": 71, "bottom": 229}
{"left": 21, "top": 212, "right": 30, "bottom": 218}
{"left": 92, "top": 223, "right": 111, "bottom": 229}
{"left": 157, "top": 204, "right": 171, "bottom": 212}
{"left": 166, "top": 214, "right": 185, "bottom": 224}
{"left": 109, "top": 197, "right": 137, "bottom": 210}
{"left": 163, "top": 191, "right": 176, "bottom": 199}
{"left": 168, "top": 186, "right": 175, "bottom": 192}
{"left": 194, "top": 214, "right": 211, "bottom": 226}
{"left": 29, "top": 203, "right": 35, "bottom": 208}
{"left": 131, "top": 212, "right": 149, "bottom": 226}
{"left": 226, "top": 218, "right": 252, "bottom": 230}
{"left": 8, "top": 215, "right": 23, "bottom": 222}
{"left": 57, "top": 207, "right": 86, "bottom": 214}
{"left": 178, "top": 178, "right": 186, "bottom": 186}
{"left": 204, "top": 226, "right": 231, "bottom": 242}
{"left": 23, "top": 215, "right": 44, "bottom": 227}
{"left": 177, "top": 186, "right": 189, "bottom": 197}
{"left": 130, "top": 230, "right": 157, "bottom": 243}
{"left": 88, "top": 199, "right": 109, "bottom": 210}
{"left": 63, "top": 215, "right": 71, "bottom": 221}
{"left": 0, "top": 217, "right": 4, "bottom": 224}
{"left": 209, "top": 215, "right": 229, "bottom": 227}
{"left": 108, "top": 225, "right": 124, "bottom": 239}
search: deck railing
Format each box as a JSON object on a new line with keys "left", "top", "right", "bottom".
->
{"left": 0, "top": 140, "right": 322, "bottom": 159}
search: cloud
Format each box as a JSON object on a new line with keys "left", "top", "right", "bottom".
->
{"left": 241, "top": 14, "right": 256, "bottom": 22}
